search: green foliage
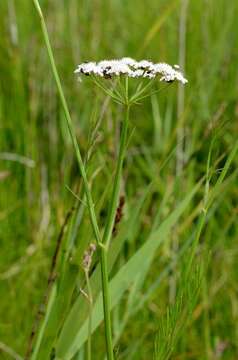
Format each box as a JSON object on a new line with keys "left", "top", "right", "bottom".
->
{"left": 154, "top": 264, "right": 202, "bottom": 360}
{"left": 0, "top": 0, "right": 238, "bottom": 359}
{"left": 56, "top": 181, "right": 201, "bottom": 359}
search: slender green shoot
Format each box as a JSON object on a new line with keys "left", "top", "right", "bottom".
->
{"left": 31, "top": 1, "right": 114, "bottom": 359}
{"left": 32, "top": 0, "right": 101, "bottom": 245}
{"left": 102, "top": 103, "right": 130, "bottom": 249}
{"left": 84, "top": 270, "right": 93, "bottom": 360}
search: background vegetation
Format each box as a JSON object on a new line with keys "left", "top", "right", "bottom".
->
{"left": 0, "top": 0, "right": 238, "bottom": 359}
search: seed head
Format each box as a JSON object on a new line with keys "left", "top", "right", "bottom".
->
{"left": 82, "top": 243, "right": 97, "bottom": 272}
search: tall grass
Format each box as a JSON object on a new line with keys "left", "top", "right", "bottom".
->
{"left": 0, "top": 0, "right": 238, "bottom": 359}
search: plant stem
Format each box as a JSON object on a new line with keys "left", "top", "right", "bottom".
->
{"left": 31, "top": 2, "right": 114, "bottom": 359}
{"left": 102, "top": 104, "right": 130, "bottom": 249}
{"left": 100, "top": 245, "right": 114, "bottom": 360}
{"left": 85, "top": 270, "right": 93, "bottom": 360}
{"left": 32, "top": 0, "right": 101, "bottom": 245}
{"left": 99, "top": 101, "right": 130, "bottom": 359}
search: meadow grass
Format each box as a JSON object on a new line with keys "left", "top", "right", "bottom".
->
{"left": 0, "top": 0, "right": 238, "bottom": 359}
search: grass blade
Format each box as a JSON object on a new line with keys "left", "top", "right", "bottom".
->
{"left": 56, "top": 180, "right": 201, "bottom": 358}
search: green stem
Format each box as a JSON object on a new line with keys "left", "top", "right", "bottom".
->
{"left": 100, "top": 245, "right": 114, "bottom": 360}
{"left": 32, "top": 0, "right": 101, "bottom": 245}
{"left": 99, "top": 83, "right": 130, "bottom": 359}
{"left": 85, "top": 270, "right": 93, "bottom": 360}
{"left": 31, "top": 2, "right": 114, "bottom": 359}
{"left": 102, "top": 105, "right": 130, "bottom": 249}
{"left": 98, "top": 101, "right": 130, "bottom": 359}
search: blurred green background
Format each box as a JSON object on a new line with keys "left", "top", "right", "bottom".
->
{"left": 0, "top": 0, "right": 238, "bottom": 359}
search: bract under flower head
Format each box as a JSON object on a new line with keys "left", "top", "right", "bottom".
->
{"left": 75, "top": 58, "right": 188, "bottom": 84}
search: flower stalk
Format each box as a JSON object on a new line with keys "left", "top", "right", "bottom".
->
{"left": 85, "top": 269, "right": 93, "bottom": 360}
{"left": 99, "top": 97, "right": 130, "bottom": 360}
{"left": 82, "top": 244, "right": 96, "bottom": 360}
{"left": 103, "top": 104, "right": 130, "bottom": 249}
{"left": 31, "top": 1, "right": 114, "bottom": 359}
{"left": 32, "top": 0, "right": 101, "bottom": 245}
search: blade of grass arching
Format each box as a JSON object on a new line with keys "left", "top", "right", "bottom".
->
{"left": 55, "top": 184, "right": 153, "bottom": 357}
{"left": 56, "top": 180, "right": 201, "bottom": 359}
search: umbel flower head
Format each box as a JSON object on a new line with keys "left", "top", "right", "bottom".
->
{"left": 75, "top": 57, "right": 188, "bottom": 84}
{"left": 75, "top": 57, "right": 187, "bottom": 106}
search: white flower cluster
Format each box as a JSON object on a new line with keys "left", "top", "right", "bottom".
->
{"left": 75, "top": 57, "right": 188, "bottom": 84}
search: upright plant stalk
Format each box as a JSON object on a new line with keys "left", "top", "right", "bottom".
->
{"left": 100, "top": 246, "right": 114, "bottom": 360}
{"left": 100, "top": 99, "right": 130, "bottom": 359}
{"left": 85, "top": 270, "right": 93, "bottom": 360}
{"left": 102, "top": 104, "right": 130, "bottom": 248}
{"left": 31, "top": 1, "right": 114, "bottom": 359}
{"left": 32, "top": 0, "right": 100, "bottom": 244}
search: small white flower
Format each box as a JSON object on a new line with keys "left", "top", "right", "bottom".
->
{"left": 121, "top": 57, "right": 137, "bottom": 66}
{"left": 129, "top": 69, "right": 145, "bottom": 78}
{"left": 75, "top": 58, "right": 188, "bottom": 84}
{"left": 135, "top": 60, "right": 154, "bottom": 69}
